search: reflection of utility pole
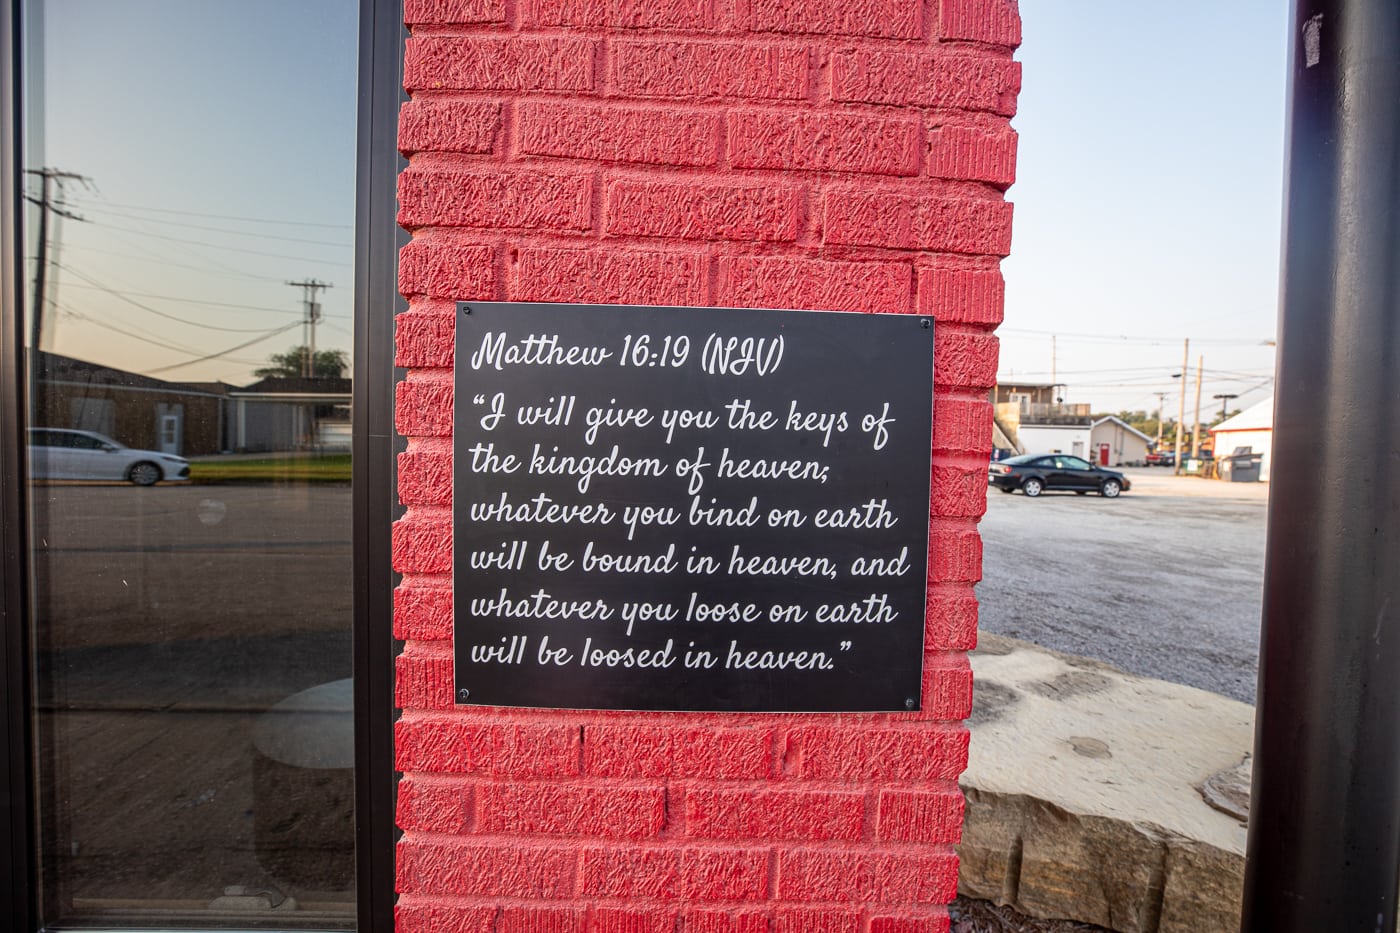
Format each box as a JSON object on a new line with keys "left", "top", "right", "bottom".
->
{"left": 1191, "top": 354, "right": 1204, "bottom": 458}
{"left": 287, "top": 279, "right": 331, "bottom": 376}
{"left": 24, "top": 167, "right": 89, "bottom": 352}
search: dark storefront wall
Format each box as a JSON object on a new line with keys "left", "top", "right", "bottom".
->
{"left": 2, "top": 0, "right": 400, "bottom": 930}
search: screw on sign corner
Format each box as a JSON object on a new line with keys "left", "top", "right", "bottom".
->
{"left": 456, "top": 688, "right": 471, "bottom": 703}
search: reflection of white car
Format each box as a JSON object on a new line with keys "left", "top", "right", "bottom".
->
{"left": 28, "top": 428, "right": 190, "bottom": 486}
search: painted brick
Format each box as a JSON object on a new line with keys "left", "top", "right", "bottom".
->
{"left": 396, "top": 719, "right": 582, "bottom": 776}
{"left": 831, "top": 51, "right": 1021, "bottom": 117}
{"left": 784, "top": 726, "right": 969, "bottom": 781}
{"left": 923, "top": 654, "right": 975, "bottom": 721}
{"left": 924, "top": 589, "right": 979, "bottom": 651}
{"left": 396, "top": 378, "right": 453, "bottom": 436}
{"left": 400, "top": 240, "right": 496, "bottom": 300}
{"left": 396, "top": 651, "right": 454, "bottom": 710}
{"left": 499, "top": 906, "right": 586, "bottom": 933}
{"left": 512, "top": 246, "right": 706, "bottom": 307}
{"left": 716, "top": 256, "right": 911, "bottom": 314}
{"left": 926, "top": 527, "right": 982, "bottom": 583}
{"left": 612, "top": 40, "right": 807, "bottom": 101}
{"left": 876, "top": 789, "right": 966, "bottom": 844}
{"left": 607, "top": 180, "right": 799, "bottom": 242}
{"left": 397, "top": 776, "right": 474, "bottom": 834}
{"left": 399, "top": 446, "right": 452, "bottom": 506}
{"left": 685, "top": 787, "right": 864, "bottom": 841}
{"left": 823, "top": 189, "right": 1013, "bottom": 256}
{"left": 930, "top": 462, "right": 987, "bottom": 519}
{"left": 398, "top": 169, "right": 592, "bottom": 232}
{"left": 928, "top": 123, "right": 1018, "bottom": 189}
{"left": 584, "top": 725, "right": 771, "bottom": 779}
{"left": 590, "top": 906, "right": 675, "bottom": 933}
{"left": 397, "top": 839, "right": 574, "bottom": 896}
{"left": 399, "top": 99, "right": 501, "bottom": 155}
{"left": 682, "top": 908, "right": 772, "bottom": 933}
{"left": 917, "top": 267, "right": 1005, "bottom": 326}
{"left": 776, "top": 848, "right": 959, "bottom": 903}
{"left": 403, "top": 0, "right": 505, "bottom": 25}
{"left": 404, "top": 36, "right": 594, "bottom": 92}
{"left": 579, "top": 845, "right": 768, "bottom": 900}
{"left": 934, "top": 331, "right": 1000, "bottom": 390}
{"left": 742, "top": 0, "right": 921, "bottom": 39}
{"left": 396, "top": 901, "right": 496, "bottom": 933}
{"left": 477, "top": 782, "right": 666, "bottom": 838}
{"left": 869, "top": 913, "right": 951, "bottom": 933}
{"left": 774, "top": 907, "right": 861, "bottom": 933}
{"left": 729, "top": 111, "right": 921, "bottom": 176}
{"left": 395, "top": 584, "right": 454, "bottom": 641}
{"left": 393, "top": 515, "right": 452, "bottom": 574}
{"left": 519, "top": 102, "right": 718, "bottom": 168}
{"left": 521, "top": 0, "right": 711, "bottom": 31}
{"left": 939, "top": 0, "right": 1022, "bottom": 47}
{"left": 396, "top": 311, "right": 456, "bottom": 368}
{"left": 931, "top": 397, "right": 994, "bottom": 454}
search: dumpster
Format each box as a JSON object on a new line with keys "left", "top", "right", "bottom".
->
{"left": 1221, "top": 448, "right": 1262, "bottom": 483}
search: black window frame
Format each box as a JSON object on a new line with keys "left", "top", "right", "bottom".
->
{"left": 0, "top": 0, "right": 404, "bottom": 929}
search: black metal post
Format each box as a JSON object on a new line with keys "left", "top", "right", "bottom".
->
{"left": 1242, "top": 2, "right": 1400, "bottom": 931}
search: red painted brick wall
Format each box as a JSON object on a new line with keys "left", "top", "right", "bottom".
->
{"left": 393, "top": 1, "right": 1019, "bottom": 930}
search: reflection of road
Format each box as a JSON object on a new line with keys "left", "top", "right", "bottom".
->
{"left": 29, "top": 484, "right": 355, "bottom": 917}
{"left": 977, "top": 469, "right": 1267, "bottom": 704}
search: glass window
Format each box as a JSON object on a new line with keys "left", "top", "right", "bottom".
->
{"left": 22, "top": 1, "right": 360, "bottom": 927}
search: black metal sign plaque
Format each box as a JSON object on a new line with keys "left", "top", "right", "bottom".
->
{"left": 453, "top": 302, "right": 934, "bottom": 712}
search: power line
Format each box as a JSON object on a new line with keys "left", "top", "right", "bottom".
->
{"left": 54, "top": 263, "right": 289, "bottom": 333}
{"left": 60, "top": 280, "right": 305, "bottom": 315}
{"left": 75, "top": 204, "right": 351, "bottom": 247}
{"left": 86, "top": 220, "right": 351, "bottom": 266}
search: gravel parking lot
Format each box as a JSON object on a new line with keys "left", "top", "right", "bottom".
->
{"left": 976, "top": 467, "right": 1269, "bottom": 704}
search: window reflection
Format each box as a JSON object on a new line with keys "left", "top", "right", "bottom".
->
{"left": 24, "top": 1, "right": 359, "bottom": 926}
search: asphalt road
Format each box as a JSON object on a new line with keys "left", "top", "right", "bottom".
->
{"left": 976, "top": 467, "right": 1269, "bottom": 704}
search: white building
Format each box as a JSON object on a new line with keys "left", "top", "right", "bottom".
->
{"left": 1017, "top": 415, "right": 1152, "bottom": 466}
{"left": 1210, "top": 396, "right": 1274, "bottom": 481}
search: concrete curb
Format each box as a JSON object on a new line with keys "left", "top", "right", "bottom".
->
{"left": 957, "top": 634, "right": 1253, "bottom": 933}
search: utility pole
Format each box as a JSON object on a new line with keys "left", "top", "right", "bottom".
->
{"left": 1190, "top": 354, "right": 1204, "bottom": 458}
{"left": 1173, "top": 338, "right": 1189, "bottom": 471}
{"left": 1213, "top": 392, "right": 1238, "bottom": 424}
{"left": 287, "top": 279, "right": 331, "bottom": 377}
{"left": 1153, "top": 391, "right": 1168, "bottom": 449}
{"left": 23, "top": 167, "right": 88, "bottom": 353}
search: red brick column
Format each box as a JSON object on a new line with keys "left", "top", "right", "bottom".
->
{"left": 393, "top": 1, "right": 1019, "bottom": 930}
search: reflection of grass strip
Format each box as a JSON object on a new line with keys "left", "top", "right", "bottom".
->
{"left": 191, "top": 455, "right": 352, "bottom": 483}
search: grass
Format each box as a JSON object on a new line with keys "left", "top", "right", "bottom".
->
{"left": 190, "top": 454, "right": 352, "bottom": 484}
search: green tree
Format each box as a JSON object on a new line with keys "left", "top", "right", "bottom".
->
{"left": 255, "top": 345, "right": 348, "bottom": 379}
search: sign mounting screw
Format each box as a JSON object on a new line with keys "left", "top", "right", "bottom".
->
{"left": 457, "top": 688, "right": 471, "bottom": 702}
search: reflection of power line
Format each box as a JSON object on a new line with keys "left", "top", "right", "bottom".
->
{"left": 86, "top": 220, "right": 351, "bottom": 267}
{"left": 24, "top": 167, "right": 92, "bottom": 350}
{"left": 54, "top": 263, "right": 287, "bottom": 333}
{"left": 58, "top": 242, "right": 290, "bottom": 283}
{"left": 76, "top": 205, "right": 350, "bottom": 247}
{"left": 63, "top": 197, "right": 349, "bottom": 229}
{"left": 288, "top": 279, "right": 332, "bottom": 376}
{"left": 144, "top": 319, "right": 303, "bottom": 375}
{"left": 61, "top": 280, "right": 303, "bottom": 315}
{"left": 56, "top": 302, "right": 205, "bottom": 355}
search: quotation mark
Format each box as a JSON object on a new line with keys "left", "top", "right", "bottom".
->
{"left": 474, "top": 394, "right": 485, "bottom": 405}
{"left": 840, "top": 641, "right": 852, "bottom": 651}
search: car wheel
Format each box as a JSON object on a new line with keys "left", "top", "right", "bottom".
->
{"left": 1021, "top": 477, "right": 1044, "bottom": 498}
{"left": 128, "top": 461, "right": 161, "bottom": 486}
{"left": 1101, "top": 478, "right": 1122, "bottom": 498}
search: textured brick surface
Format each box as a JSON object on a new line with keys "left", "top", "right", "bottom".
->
{"left": 612, "top": 40, "right": 808, "bottom": 100}
{"left": 519, "top": 102, "right": 719, "bottom": 167}
{"left": 606, "top": 180, "right": 800, "bottom": 242}
{"left": 729, "top": 111, "right": 922, "bottom": 176}
{"left": 832, "top": 51, "right": 1021, "bottom": 117}
{"left": 395, "top": 1, "right": 1020, "bottom": 925}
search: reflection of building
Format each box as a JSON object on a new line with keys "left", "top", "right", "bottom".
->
{"left": 32, "top": 351, "right": 351, "bottom": 455}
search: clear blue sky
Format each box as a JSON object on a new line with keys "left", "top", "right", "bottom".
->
{"left": 1002, "top": 2, "right": 1291, "bottom": 420}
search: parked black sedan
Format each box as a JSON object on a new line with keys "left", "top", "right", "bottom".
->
{"left": 987, "top": 453, "right": 1131, "bottom": 498}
